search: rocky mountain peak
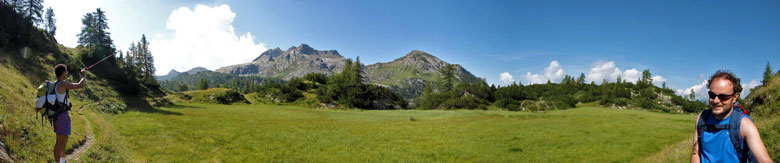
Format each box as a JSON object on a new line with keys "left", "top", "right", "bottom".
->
{"left": 216, "top": 43, "right": 346, "bottom": 79}
{"left": 391, "top": 50, "right": 446, "bottom": 68}
{"left": 167, "top": 69, "right": 180, "bottom": 75}
{"left": 364, "top": 50, "right": 481, "bottom": 99}
{"left": 405, "top": 50, "right": 433, "bottom": 57}
{"left": 186, "top": 67, "right": 209, "bottom": 74}
{"left": 296, "top": 43, "right": 316, "bottom": 54}
{"left": 253, "top": 48, "right": 284, "bottom": 62}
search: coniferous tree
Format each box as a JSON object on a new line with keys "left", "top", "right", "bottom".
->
{"left": 22, "top": 0, "right": 42, "bottom": 26}
{"left": 439, "top": 64, "right": 454, "bottom": 92}
{"left": 662, "top": 82, "right": 667, "bottom": 89}
{"left": 137, "top": 34, "right": 156, "bottom": 86}
{"left": 577, "top": 73, "right": 586, "bottom": 84}
{"left": 44, "top": 7, "right": 54, "bottom": 35}
{"left": 641, "top": 69, "right": 652, "bottom": 88}
{"left": 77, "top": 8, "right": 115, "bottom": 63}
{"left": 353, "top": 56, "right": 364, "bottom": 84}
{"left": 198, "top": 78, "right": 209, "bottom": 90}
{"left": 689, "top": 89, "right": 696, "bottom": 101}
{"left": 762, "top": 62, "right": 773, "bottom": 86}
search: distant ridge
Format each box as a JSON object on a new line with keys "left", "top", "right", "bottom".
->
{"left": 156, "top": 67, "right": 211, "bottom": 81}
{"left": 216, "top": 44, "right": 345, "bottom": 79}
{"left": 214, "top": 44, "right": 481, "bottom": 98}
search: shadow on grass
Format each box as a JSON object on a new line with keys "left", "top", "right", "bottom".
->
{"left": 121, "top": 95, "right": 183, "bottom": 115}
{"left": 163, "top": 104, "right": 205, "bottom": 109}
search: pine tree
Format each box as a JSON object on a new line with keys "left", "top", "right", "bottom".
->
{"left": 342, "top": 58, "right": 353, "bottom": 83}
{"left": 640, "top": 69, "right": 651, "bottom": 87}
{"left": 689, "top": 89, "right": 696, "bottom": 101}
{"left": 44, "top": 7, "right": 55, "bottom": 36}
{"left": 78, "top": 8, "right": 113, "bottom": 53}
{"left": 353, "top": 56, "right": 364, "bottom": 84}
{"left": 137, "top": 34, "right": 156, "bottom": 85}
{"left": 198, "top": 78, "right": 209, "bottom": 90}
{"left": 662, "top": 82, "right": 667, "bottom": 89}
{"left": 762, "top": 62, "right": 773, "bottom": 86}
{"left": 439, "top": 64, "right": 455, "bottom": 92}
{"left": 22, "top": 0, "right": 42, "bottom": 26}
{"left": 577, "top": 73, "right": 586, "bottom": 84}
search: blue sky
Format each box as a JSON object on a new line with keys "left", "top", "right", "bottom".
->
{"left": 45, "top": 0, "right": 780, "bottom": 100}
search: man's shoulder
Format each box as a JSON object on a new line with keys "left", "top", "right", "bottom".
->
{"left": 740, "top": 114, "right": 753, "bottom": 123}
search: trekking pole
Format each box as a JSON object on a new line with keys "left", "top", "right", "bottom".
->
{"left": 84, "top": 53, "right": 116, "bottom": 70}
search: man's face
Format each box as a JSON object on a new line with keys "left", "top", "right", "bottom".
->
{"left": 708, "top": 78, "right": 738, "bottom": 116}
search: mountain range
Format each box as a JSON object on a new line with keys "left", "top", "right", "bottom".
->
{"left": 159, "top": 44, "right": 481, "bottom": 98}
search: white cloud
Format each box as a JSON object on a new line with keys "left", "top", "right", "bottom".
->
{"left": 523, "top": 61, "right": 565, "bottom": 84}
{"left": 43, "top": 0, "right": 103, "bottom": 48}
{"left": 676, "top": 80, "right": 709, "bottom": 101}
{"left": 622, "top": 68, "right": 641, "bottom": 83}
{"left": 741, "top": 79, "right": 760, "bottom": 97}
{"left": 545, "top": 61, "right": 564, "bottom": 82}
{"left": 652, "top": 75, "right": 667, "bottom": 87}
{"left": 676, "top": 79, "right": 760, "bottom": 101}
{"left": 584, "top": 61, "right": 666, "bottom": 86}
{"left": 586, "top": 61, "right": 622, "bottom": 83}
{"left": 499, "top": 72, "right": 515, "bottom": 85}
{"left": 150, "top": 4, "right": 267, "bottom": 75}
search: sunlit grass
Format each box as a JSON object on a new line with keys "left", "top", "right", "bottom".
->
{"left": 110, "top": 103, "right": 695, "bottom": 162}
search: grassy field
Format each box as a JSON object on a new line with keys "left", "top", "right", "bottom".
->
{"left": 107, "top": 103, "right": 696, "bottom": 162}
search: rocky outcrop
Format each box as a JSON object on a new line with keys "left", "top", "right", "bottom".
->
{"left": 215, "top": 44, "right": 344, "bottom": 80}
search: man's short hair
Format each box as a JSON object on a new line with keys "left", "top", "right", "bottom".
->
{"left": 707, "top": 70, "right": 742, "bottom": 94}
{"left": 54, "top": 64, "right": 67, "bottom": 78}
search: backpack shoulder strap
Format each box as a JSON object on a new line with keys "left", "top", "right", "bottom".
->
{"left": 697, "top": 109, "right": 712, "bottom": 132}
{"left": 728, "top": 107, "right": 746, "bottom": 162}
{"left": 697, "top": 109, "right": 712, "bottom": 154}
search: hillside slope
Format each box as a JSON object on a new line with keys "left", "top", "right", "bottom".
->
{"left": 746, "top": 73, "right": 780, "bottom": 161}
{"left": 365, "top": 50, "right": 481, "bottom": 99}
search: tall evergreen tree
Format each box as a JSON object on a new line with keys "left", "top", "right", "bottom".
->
{"left": 22, "top": 0, "right": 42, "bottom": 26}
{"left": 352, "top": 56, "right": 364, "bottom": 84}
{"left": 762, "top": 62, "right": 773, "bottom": 85}
{"left": 577, "top": 73, "right": 586, "bottom": 84}
{"left": 689, "top": 89, "right": 696, "bottom": 101}
{"left": 136, "top": 34, "right": 156, "bottom": 85}
{"left": 342, "top": 58, "right": 353, "bottom": 83}
{"left": 198, "top": 78, "right": 209, "bottom": 90}
{"left": 44, "top": 7, "right": 55, "bottom": 36}
{"left": 662, "top": 82, "right": 667, "bottom": 89}
{"left": 641, "top": 69, "right": 652, "bottom": 87}
{"left": 77, "top": 8, "right": 113, "bottom": 54}
{"left": 439, "top": 64, "right": 454, "bottom": 92}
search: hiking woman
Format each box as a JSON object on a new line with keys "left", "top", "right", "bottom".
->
{"left": 52, "top": 64, "right": 86, "bottom": 163}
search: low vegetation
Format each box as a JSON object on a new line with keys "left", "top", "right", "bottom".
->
{"left": 746, "top": 71, "right": 780, "bottom": 162}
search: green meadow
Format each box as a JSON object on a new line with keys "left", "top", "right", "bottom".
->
{"left": 106, "top": 103, "right": 696, "bottom": 162}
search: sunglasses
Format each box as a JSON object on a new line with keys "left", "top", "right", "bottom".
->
{"left": 708, "top": 91, "right": 735, "bottom": 101}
